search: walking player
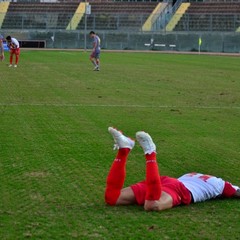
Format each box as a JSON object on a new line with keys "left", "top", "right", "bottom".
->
{"left": 89, "top": 31, "right": 101, "bottom": 71}
{"left": 105, "top": 127, "right": 240, "bottom": 211}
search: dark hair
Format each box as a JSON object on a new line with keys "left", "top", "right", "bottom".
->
{"left": 89, "top": 31, "right": 95, "bottom": 35}
{"left": 6, "top": 36, "right": 11, "bottom": 40}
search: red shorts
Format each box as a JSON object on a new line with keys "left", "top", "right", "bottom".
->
{"left": 10, "top": 48, "right": 20, "bottom": 55}
{"left": 130, "top": 176, "right": 192, "bottom": 207}
{"left": 222, "top": 181, "right": 237, "bottom": 197}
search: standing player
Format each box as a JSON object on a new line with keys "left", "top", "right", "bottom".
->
{"left": 0, "top": 34, "right": 4, "bottom": 61}
{"left": 89, "top": 31, "right": 101, "bottom": 71}
{"left": 105, "top": 127, "right": 240, "bottom": 211}
{"left": 6, "top": 35, "right": 20, "bottom": 68}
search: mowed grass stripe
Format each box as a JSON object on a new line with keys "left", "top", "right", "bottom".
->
{"left": 1, "top": 102, "right": 240, "bottom": 109}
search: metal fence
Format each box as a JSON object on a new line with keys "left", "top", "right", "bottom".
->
{"left": 1, "top": 12, "right": 240, "bottom": 32}
{"left": 1, "top": 12, "right": 152, "bottom": 31}
{"left": 1, "top": 29, "right": 240, "bottom": 53}
{"left": 173, "top": 14, "right": 240, "bottom": 32}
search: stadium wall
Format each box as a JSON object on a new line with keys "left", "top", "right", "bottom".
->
{"left": 1, "top": 30, "right": 240, "bottom": 53}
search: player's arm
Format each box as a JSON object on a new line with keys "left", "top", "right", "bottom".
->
{"left": 92, "top": 40, "right": 97, "bottom": 53}
{"left": 144, "top": 191, "right": 173, "bottom": 211}
{"left": 234, "top": 188, "right": 240, "bottom": 198}
{"left": 7, "top": 41, "right": 12, "bottom": 49}
{"left": 8, "top": 40, "right": 17, "bottom": 49}
{"left": 12, "top": 43, "right": 17, "bottom": 49}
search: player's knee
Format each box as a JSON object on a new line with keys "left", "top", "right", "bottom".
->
{"left": 105, "top": 197, "right": 116, "bottom": 206}
{"left": 105, "top": 191, "right": 118, "bottom": 206}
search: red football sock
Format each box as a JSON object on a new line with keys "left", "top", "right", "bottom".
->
{"left": 145, "top": 152, "right": 162, "bottom": 201}
{"left": 10, "top": 54, "right": 13, "bottom": 64}
{"left": 105, "top": 148, "right": 130, "bottom": 205}
{"left": 15, "top": 54, "right": 19, "bottom": 64}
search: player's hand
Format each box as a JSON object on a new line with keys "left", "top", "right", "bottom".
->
{"left": 8, "top": 43, "right": 14, "bottom": 49}
{"left": 0, "top": 55, "right": 4, "bottom": 61}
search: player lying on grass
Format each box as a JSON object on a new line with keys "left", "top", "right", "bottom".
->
{"left": 105, "top": 127, "right": 240, "bottom": 211}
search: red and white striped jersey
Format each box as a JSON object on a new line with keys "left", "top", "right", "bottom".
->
{"left": 178, "top": 173, "right": 226, "bottom": 202}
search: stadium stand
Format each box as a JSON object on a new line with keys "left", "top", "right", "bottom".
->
{"left": 166, "top": 3, "right": 190, "bottom": 32}
{"left": 1, "top": 0, "right": 240, "bottom": 33}
{"left": 142, "top": 2, "right": 168, "bottom": 31}
{"left": 1, "top": 1, "right": 159, "bottom": 31}
{"left": 66, "top": 2, "right": 87, "bottom": 30}
{"left": 77, "top": 2, "right": 159, "bottom": 31}
{"left": 0, "top": 1, "right": 9, "bottom": 29}
{"left": 173, "top": 2, "right": 240, "bottom": 32}
{"left": 1, "top": 1, "right": 79, "bottom": 29}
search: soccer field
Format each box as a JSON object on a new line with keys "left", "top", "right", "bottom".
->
{"left": 0, "top": 50, "right": 240, "bottom": 239}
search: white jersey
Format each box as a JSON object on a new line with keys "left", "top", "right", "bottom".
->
{"left": 178, "top": 173, "right": 225, "bottom": 203}
{"left": 9, "top": 37, "right": 19, "bottom": 49}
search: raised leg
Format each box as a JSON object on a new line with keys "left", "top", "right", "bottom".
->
{"left": 105, "top": 127, "right": 135, "bottom": 205}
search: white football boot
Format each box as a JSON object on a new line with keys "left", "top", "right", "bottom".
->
{"left": 108, "top": 127, "right": 135, "bottom": 150}
{"left": 136, "top": 131, "right": 156, "bottom": 154}
{"left": 93, "top": 65, "right": 99, "bottom": 71}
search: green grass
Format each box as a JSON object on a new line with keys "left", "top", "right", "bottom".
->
{"left": 0, "top": 50, "right": 240, "bottom": 239}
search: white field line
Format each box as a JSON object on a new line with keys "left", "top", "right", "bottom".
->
{"left": 0, "top": 103, "right": 240, "bottom": 109}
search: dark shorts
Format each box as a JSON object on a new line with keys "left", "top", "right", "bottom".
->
{"left": 130, "top": 176, "right": 192, "bottom": 206}
{"left": 90, "top": 51, "right": 100, "bottom": 59}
